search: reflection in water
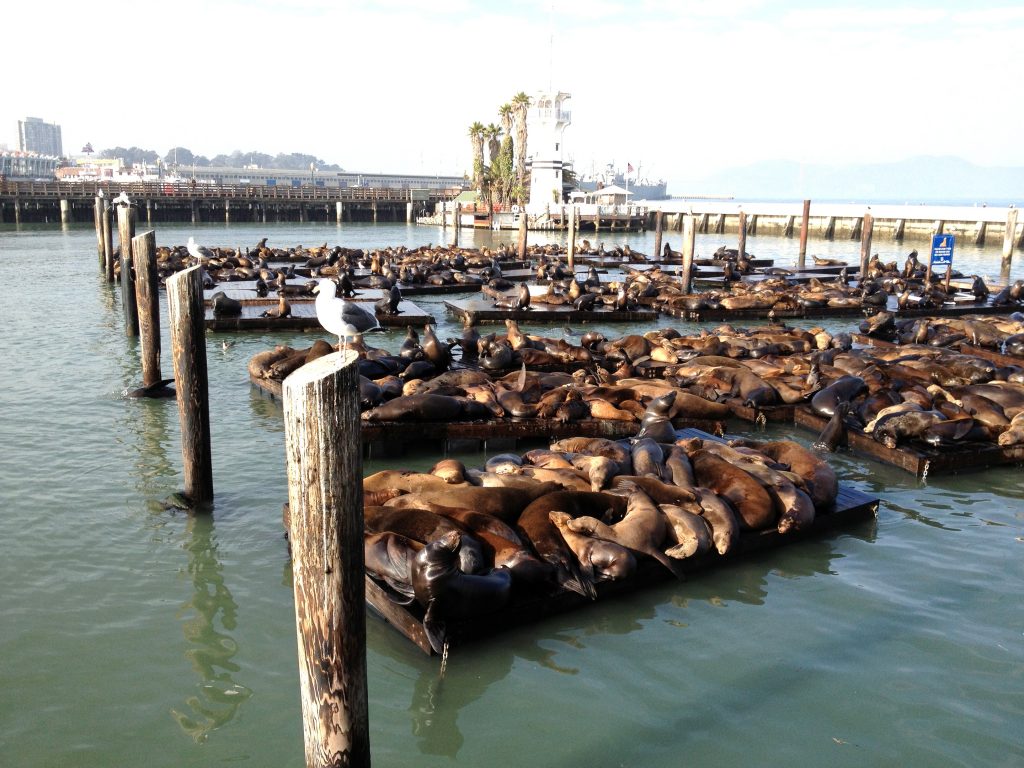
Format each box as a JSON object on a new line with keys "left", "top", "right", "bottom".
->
{"left": 171, "top": 515, "right": 252, "bottom": 742}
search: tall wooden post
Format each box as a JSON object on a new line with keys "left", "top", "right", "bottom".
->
{"left": 517, "top": 208, "right": 529, "bottom": 261}
{"left": 103, "top": 198, "right": 115, "bottom": 282}
{"left": 336, "top": 201, "right": 344, "bottom": 224}
{"left": 406, "top": 202, "right": 413, "bottom": 223}
{"left": 653, "top": 210, "right": 664, "bottom": 263}
{"left": 737, "top": 209, "right": 747, "bottom": 259}
{"left": 167, "top": 265, "right": 214, "bottom": 508}
{"left": 1002, "top": 207, "right": 1018, "bottom": 273}
{"left": 798, "top": 199, "right": 811, "bottom": 268}
{"left": 283, "top": 352, "right": 370, "bottom": 768}
{"left": 118, "top": 203, "right": 140, "bottom": 336}
{"left": 133, "top": 231, "right": 162, "bottom": 387}
{"left": 452, "top": 202, "right": 460, "bottom": 247}
{"left": 60, "top": 198, "right": 71, "bottom": 225}
{"left": 681, "top": 214, "right": 696, "bottom": 294}
{"left": 859, "top": 212, "right": 874, "bottom": 281}
{"left": 94, "top": 196, "right": 105, "bottom": 270}
{"left": 567, "top": 205, "right": 577, "bottom": 271}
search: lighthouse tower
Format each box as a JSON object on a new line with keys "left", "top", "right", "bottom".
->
{"left": 527, "top": 90, "right": 571, "bottom": 207}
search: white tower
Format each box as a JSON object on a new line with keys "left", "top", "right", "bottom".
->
{"left": 527, "top": 90, "right": 571, "bottom": 207}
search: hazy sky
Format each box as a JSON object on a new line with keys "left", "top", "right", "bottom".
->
{"left": 5, "top": 0, "right": 1022, "bottom": 191}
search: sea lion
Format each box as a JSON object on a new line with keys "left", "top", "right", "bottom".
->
{"left": 421, "top": 324, "right": 452, "bottom": 370}
{"left": 659, "top": 503, "right": 714, "bottom": 559}
{"left": 363, "top": 505, "right": 487, "bottom": 574}
{"left": 694, "top": 489, "right": 740, "bottom": 555}
{"left": 484, "top": 453, "right": 524, "bottom": 475}
{"left": 260, "top": 294, "right": 291, "bottom": 319}
{"left": 363, "top": 469, "right": 463, "bottom": 495}
{"left": 565, "top": 487, "right": 685, "bottom": 579}
{"left": 521, "top": 466, "right": 594, "bottom": 491}
{"left": 630, "top": 438, "right": 665, "bottom": 479}
{"left": 430, "top": 458, "right": 469, "bottom": 484}
{"left": 548, "top": 511, "right": 637, "bottom": 584}
{"left": 663, "top": 445, "right": 696, "bottom": 490}
{"left": 551, "top": 437, "right": 632, "bottom": 466}
{"left": 814, "top": 400, "right": 850, "bottom": 452}
{"left": 211, "top": 291, "right": 243, "bottom": 317}
{"left": 364, "top": 531, "right": 422, "bottom": 604}
{"left": 522, "top": 448, "right": 575, "bottom": 470}
{"left": 569, "top": 454, "right": 623, "bottom": 491}
{"left": 634, "top": 390, "right": 678, "bottom": 443}
{"left": 609, "top": 475, "right": 697, "bottom": 505}
{"left": 398, "top": 326, "right": 424, "bottom": 360}
{"left": 385, "top": 482, "right": 563, "bottom": 525}
{"left": 690, "top": 449, "right": 776, "bottom": 530}
{"left": 362, "top": 393, "right": 490, "bottom": 422}
{"left": 810, "top": 375, "right": 867, "bottom": 418}
{"left": 123, "top": 377, "right": 176, "bottom": 399}
{"left": 411, "top": 530, "right": 514, "bottom": 653}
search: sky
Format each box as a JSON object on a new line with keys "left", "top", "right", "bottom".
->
{"left": 4, "top": 0, "right": 1023, "bottom": 193}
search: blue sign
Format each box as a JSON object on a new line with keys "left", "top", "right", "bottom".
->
{"left": 930, "top": 234, "right": 955, "bottom": 267}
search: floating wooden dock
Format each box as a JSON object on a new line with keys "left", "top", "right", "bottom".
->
{"left": 444, "top": 297, "right": 658, "bottom": 325}
{"left": 366, "top": 427, "right": 881, "bottom": 655}
{"left": 793, "top": 406, "right": 1024, "bottom": 476}
{"left": 206, "top": 299, "right": 433, "bottom": 331}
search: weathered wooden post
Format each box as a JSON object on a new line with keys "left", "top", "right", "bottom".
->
{"left": 653, "top": 210, "right": 664, "bottom": 263}
{"left": 132, "top": 231, "right": 162, "bottom": 387}
{"left": 798, "top": 199, "right": 811, "bottom": 268}
{"left": 103, "top": 197, "right": 115, "bottom": 282}
{"left": 1002, "top": 207, "right": 1018, "bottom": 273}
{"left": 283, "top": 352, "right": 370, "bottom": 768}
{"left": 567, "top": 204, "right": 577, "bottom": 271}
{"left": 60, "top": 198, "right": 71, "bottom": 225}
{"left": 517, "top": 207, "right": 529, "bottom": 261}
{"left": 118, "top": 201, "right": 140, "bottom": 336}
{"left": 94, "top": 195, "right": 105, "bottom": 270}
{"left": 452, "top": 202, "right": 461, "bottom": 247}
{"left": 737, "top": 209, "right": 747, "bottom": 259}
{"left": 859, "top": 211, "right": 874, "bottom": 281}
{"left": 681, "top": 214, "right": 696, "bottom": 294}
{"left": 974, "top": 218, "right": 987, "bottom": 246}
{"left": 167, "top": 265, "right": 214, "bottom": 508}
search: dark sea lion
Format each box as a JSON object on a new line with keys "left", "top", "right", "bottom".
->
{"left": 398, "top": 326, "right": 424, "bottom": 360}
{"left": 813, "top": 400, "right": 850, "bottom": 452}
{"left": 548, "top": 511, "right": 636, "bottom": 585}
{"left": 123, "top": 377, "right": 176, "bottom": 399}
{"left": 364, "top": 531, "right": 422, "bottom": 604}
{"left": 663, "top": 445, "right": 696, "bottom": 490}
{"left": 411, "top": 530, "right": 514, "bottom": 653}
{"left": 635, "top": 391, "right": 678, "bottom": 443}
{"left": 363, "top": 505, "right": 487, "bottom": 574}
{"left": 630, "top": 437, "right": 665, "bottom": 479}
{"left": 362, "top": 393, "right": 489, "bottom": 422}
{"left": 690, "top": 449, "right": 776, "bottom": 530}
{"left": 810, "top": 375, "right": 867, "bottom": 418}
{"left": 384, "top": 482, "right": 563, "bottom": 525}
{"left": 211, "top": 291, "right": 243, "bottom": 317}
{"left": 421, "top": 324, "right": 452, "bottom": 370}
{"left": 872, "top": 409, "right": 949, "bottom": 449}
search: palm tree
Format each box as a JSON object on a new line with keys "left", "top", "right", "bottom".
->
{"left": 468, "top": 121, "right": 486, "bottom": 196}
{"left": 498, "top": 103, "right": 513, "bottom": 145}
{"left": 511, "top": 92, "right": 531, "bottom": 195}
{"left": 485, "top": 124, "right": 501, "bottom": 168}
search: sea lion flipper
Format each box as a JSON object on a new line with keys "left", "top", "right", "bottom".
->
{"left": 422, "top": 601, "right": 448, "bottom": 654}
{"left": 382, "top": 578, "right": 417, "bottom": 605}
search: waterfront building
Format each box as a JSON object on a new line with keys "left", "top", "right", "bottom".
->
{"left": 0, "top": 150, "right": 61, "bottom": 181}
{"left": 527, "top": 90, "right": 572, "bottom": 206}
{"left": 18, "top": 117, "right": 63, "bottom": 157}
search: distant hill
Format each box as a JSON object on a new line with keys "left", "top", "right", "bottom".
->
{"left": 683, "top": 156, "right": 1023, "bottom": 204}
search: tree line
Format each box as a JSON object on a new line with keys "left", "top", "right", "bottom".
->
{"left": 89, "top": 146, "right": 343, "bottom": 172}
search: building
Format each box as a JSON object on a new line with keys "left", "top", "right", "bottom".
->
{"left": 0, "top": 151, "right": 61, "bottom": 181}
{"left": 527, "top": 90, "right": 571, "bottom": 207}
{"left": 18, "top": 117, "right": 63, "bottom": 157}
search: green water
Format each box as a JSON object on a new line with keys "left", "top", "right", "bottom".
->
{"left": 1, "top": 221, "right": 1022, "bottom": 767}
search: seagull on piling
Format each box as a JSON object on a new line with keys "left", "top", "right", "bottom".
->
{"left": 113, "top": 191, "right": 131, "bottom": 208}
{"left": 314, "top": 278, "right": 381, "bottom": 353}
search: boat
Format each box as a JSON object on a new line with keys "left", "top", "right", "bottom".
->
{"left": 576, "top": 162, "right": 669, "bottom": 200}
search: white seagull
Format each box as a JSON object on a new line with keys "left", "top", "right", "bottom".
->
{"left": 314, "top": 278, "right": 381, "bottom": 352}
{"left": 187, "top": 236, "right": 215, "bottom": 264}
{"left": 113, "top": 191, "right": 131, "bottom": 208}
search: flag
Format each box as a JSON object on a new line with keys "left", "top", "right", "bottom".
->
{"left": 627, "top": 163, "right": 634, "bottom": 174}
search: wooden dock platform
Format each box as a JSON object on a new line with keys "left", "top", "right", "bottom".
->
{"left": 367, "top": 427, "right": 881, "bottom": 655}
{"left": 444, "top": 297, "right": 658, "bottom": 325}
{"left": 793, "top": 406, "right": 1024, "bottom": 476}
{"left": 206, "top": 299, "right": 433, "bottom": 331}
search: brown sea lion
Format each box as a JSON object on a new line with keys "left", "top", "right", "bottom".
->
{"left": 384, "top": 482, "right": 563, "bottom": 525}
{"left": 565, "top": 488, "right": 685, "bottom": 579}
{"left": 550, "top": 437, "right": 631, "bottom": 465}
{"left": 548, "top": 511, "right": 637, "bottom": 584}
{"left": 520, "top": 466, "right": 594, "bottom": 491}
{"left": 430, "top": 458, "right": 469, "bottom": 484}
{"left": 411, "top": 530, "right": 514, "bottom": 653}
{"left": 737, "top": 440, "right": 838, "bottom": 511}
{"left": 362, "top": 393, "right": 490, "bottom": 422}
{"left": 630, "top": 437, "right": 665, "bottom": 479}
{"left": 364, "top": 531, "right": 422, "bottom": 604}
{"left": 522, "top": 448, "right": 575, "bottom": 469}
{"left": 663, "top": 445, "right": 696, "bottom": 490}
{"left": 690, "top": 449, "right": 776, "bottom": 530}
{"left": 609, "top": 475, "right": 697, "bottom": 505}
{"left": 363, "top": 469, "right": 464, "bottom": 495}
{"left": 569, "top": 455, "right": 623, "bottom": 491}
{"left": 431, "top": 507, "right": 553, "bottom": 586}
{"left": 694, "top": 489, "right": 740, "bottom": 555}
{"left": 363, "top": 505, "right": 487, "bottom": 574}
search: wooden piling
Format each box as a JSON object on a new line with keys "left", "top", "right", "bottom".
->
{"left": 698, "top": 212, "right": 709, "bottom": 234}
{"left": 517, "top": 208, "right": 528, "bottom": 261}
{"left": 893, "top": 218, "right": 906, "bottom": 241}
{"left": 94, "top": 196, "right": 104, "bottom": 269}
{"left": 453, "top": 203, "right": 461, "bottom": 247}
{"left": 714, "top": 213, "right": 725, "bottom": 234}
{"left": 748, "top": 213, "right": 757, "bottom": 236}
{"left": 1002, "top": 207, "right": 1018, "bottom": 273}
{"left": 859, "top": 212, "right": 874, "bottom": 280}
{"left": 798, "top": 199, "right": 810, "bottom": 266}
{"left": 167, "top": 265, "right": 214, "bottom": 507}
{"left": 933, "top": 220, "right": 944, "bottom": 235}
{"left": 60, "top": 198, "right": 70, "bottom": 225}
{"left": 681, "top": 214, "right": 696, "bottom": 294}
{"left": 823, "top": 216, "right": 836, "bottom": 240}
{"left": 737, "top": 210, "right": 747, "bottom": 259}
{"left": 283, "top": 351, "right": 370, "bottom": 768}
{"left": 849, "top": 217, "right": 862, "bottom": 240}
{"left": 567, "top": 205, "right": 577, "bottom": 271}
{"left": 974, "top": 219, "right": 987, "bottom": 246}
{"left": 117, "top": 203, "right": 139, "bottom": 337}
{"left": 132, "top": 231, "right": 162, "bottom": 387}
{"left": 102, "top": 198, "right": 115, "bottom": 282}
{"left": 783, "top": 215, "right": 795, "bottom": 238}
{"left": 653, "top": 210, "right": 664, "bottom": 263}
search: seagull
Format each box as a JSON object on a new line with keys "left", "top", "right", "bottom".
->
{"left": 113, "top": 191, "right": 131, "bottom": 208}
{"left": 314, "top": 278, "right": 379, "bottom": 353}
{"left": 187, "top": 236, "right": 215, "bottom": 265}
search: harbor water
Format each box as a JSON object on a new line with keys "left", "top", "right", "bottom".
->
{"left": 1, "top": 220, "right": 1022, "bottom": 767}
